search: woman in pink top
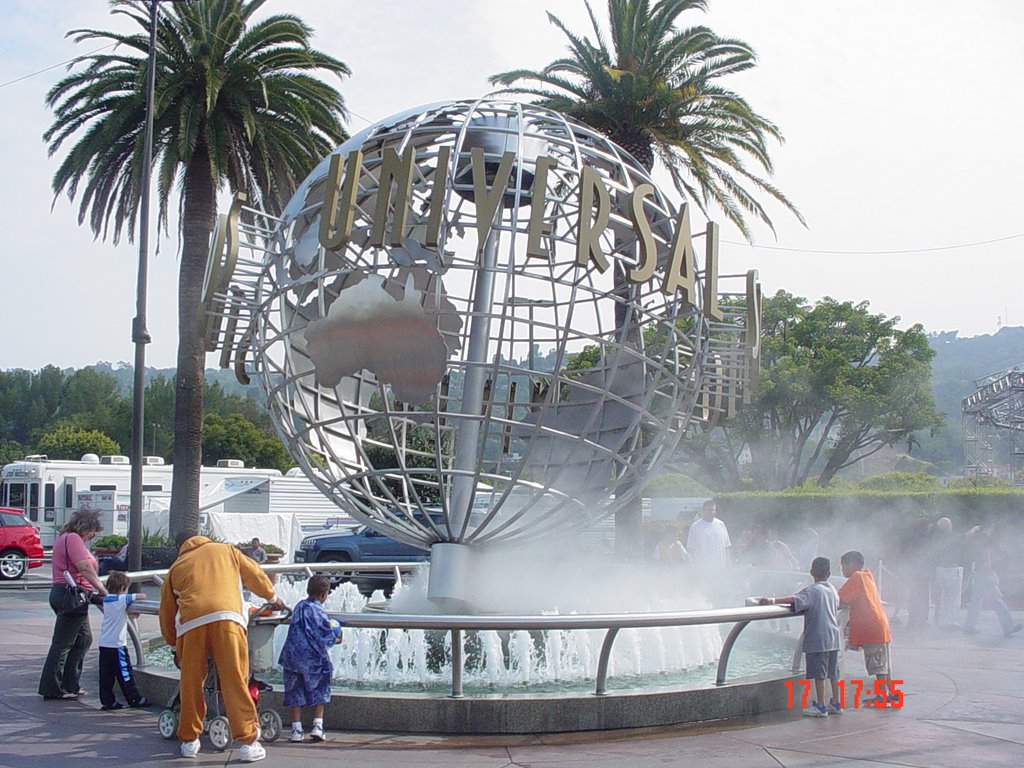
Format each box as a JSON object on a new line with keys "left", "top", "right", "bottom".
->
{"left": 38, "top": 509, "right": 108, "bottom": 700}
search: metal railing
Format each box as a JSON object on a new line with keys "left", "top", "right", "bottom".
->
{"left": 123, "top": 562, "right": 805, "bottom": 698}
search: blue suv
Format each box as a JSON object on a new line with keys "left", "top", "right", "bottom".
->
{"left": 294, "top": 524, "right": 430, "bottom": 596}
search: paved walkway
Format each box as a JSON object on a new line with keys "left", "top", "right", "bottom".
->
{"left": 1, "top": 587, "right": 1022, "bottom": 767}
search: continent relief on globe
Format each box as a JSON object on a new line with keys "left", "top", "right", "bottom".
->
{"left": 304, "top": 274, "right": 447, "bottom": 404}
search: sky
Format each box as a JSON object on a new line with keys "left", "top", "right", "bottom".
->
{"left": 1, "top": 0, "right": 1022, "bottom": 371}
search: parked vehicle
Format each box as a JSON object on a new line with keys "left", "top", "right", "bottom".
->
{"left": 0, "top": 507, "right": 45, "bottom": 580}
{"left": 295, "top": 524, "right": 430, "bottom": 596}
{"left": 0, "top": 454, "right": 354, "bottom": 547}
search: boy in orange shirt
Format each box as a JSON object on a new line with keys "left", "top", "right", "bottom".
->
{"left": 838, "top": 550, "right": 895, "bottom": 706}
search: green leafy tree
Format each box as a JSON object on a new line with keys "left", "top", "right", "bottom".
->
{"left": 490, "top": 0, "right": 803, "bottom": 240}
{"left": 142, "top": 374, "right": 177, "bottom": 459}
{"left": 682, "top": 292, "right": 944, "bottom": 489}
{"left": 36, "top": 424, "right": 120, "bottom": 460}
{"left": 201, "top": 412, "right": 293, "bottom": 473}
{"left": 0, "top": 367, "right": 67, "bottom": 446}
{"left": 59, "top": 367, "right": 132, "bottom": 450}
{"left": 45, "top": 0, "right": 349, "bottom": 536}
{"left": 0, "top": 440, "right": 25, "bottom": 466}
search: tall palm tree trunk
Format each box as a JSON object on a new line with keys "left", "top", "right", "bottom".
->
{"left": 613, "top": 136, "right": 653, "bottom": 559}
{"left": 169, "top": 143, "right": 217, "bottom": 537}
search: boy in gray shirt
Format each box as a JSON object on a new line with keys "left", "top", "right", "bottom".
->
{"left": 761, "top": 557, "right": 842, "bottom": 716}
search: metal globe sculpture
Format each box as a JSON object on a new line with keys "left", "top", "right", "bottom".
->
{"left": 203, "top": 99, "right": 759, "bottom": 600}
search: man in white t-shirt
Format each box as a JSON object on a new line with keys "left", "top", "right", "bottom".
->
{"left": 686, "top": 500, "right": 732, "bottom": 570}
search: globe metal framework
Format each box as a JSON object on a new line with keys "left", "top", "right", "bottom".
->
{"left": 203, "top": 99, "right": 760, "bottom": 560}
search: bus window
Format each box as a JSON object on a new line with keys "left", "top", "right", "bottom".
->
{"left": 28, "top": 483, "right": 39, "bottom": 522}
{"left": 65, "top": 484, "right": 74, "bottom": 509}
{"left": 7, "top": 482, "right": 26, "bottom": 511}
{"left": 90, "top": 485, "right": 116, "bottom": 491}
{"left": 44, "top": 483, "right": 56, "bottom": 523}
{"left": 143, "top": 485, "right": 163, "bottom": 492}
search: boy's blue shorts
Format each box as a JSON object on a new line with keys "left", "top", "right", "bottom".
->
{"left": 804, "top": 650, "right": 838, "bottom": 680}
{"left": 282, "top": 668, "right": 332, "bottom": 707}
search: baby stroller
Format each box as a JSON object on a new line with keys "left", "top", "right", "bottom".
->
{"left": 157, "top": 605, "right": 288, "bottom": 750}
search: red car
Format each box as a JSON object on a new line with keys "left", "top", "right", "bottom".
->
{"left": 0, "top": 507, "right": 45, "bottom": 580}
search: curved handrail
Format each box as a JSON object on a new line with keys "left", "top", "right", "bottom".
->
{"left": 126, "top": 577, "right": 803, "bottom": 697}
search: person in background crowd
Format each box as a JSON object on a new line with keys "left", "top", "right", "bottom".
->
{"left": 653, "top": 526, "right": 689, "bottom": 564}
{"left": 247, "top": 538, "right": 268, "bottom": 564}
{"left": 962, "top": 520, "right": 1022, "bottom": 638}
{"left": 742, "top": 522, "right": 800, "bottom": 571}
{"left": 907, "top": 517, "right": 934, "bottom": 628}
{"left": 792, "top": 527, "right": 820, "bottom": 572}
{"left": 686, "top": 500, "right": 731, "bottom": 570}
{"left": 38, "top": 509, "right": 108, "bottom": 701}
{"left": 931, "top": 517, "right": 963, "bottom": 628}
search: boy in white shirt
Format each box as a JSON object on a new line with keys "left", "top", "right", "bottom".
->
{"left": 98, "top": 571, "right": 151, "bottom": 710}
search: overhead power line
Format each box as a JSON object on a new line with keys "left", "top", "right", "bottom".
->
{"left": 722, "top": 232, "right": 1024, "bottom": 256}
{"left": 0, "top": 44, "right": 117, "bottom": 90}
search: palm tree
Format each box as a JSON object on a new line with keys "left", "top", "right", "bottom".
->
{"left": 490, "top": 0, "right": 803, "bottom": 240}
{"left": 45, "top": 0, "right": 349, "bottom": 536}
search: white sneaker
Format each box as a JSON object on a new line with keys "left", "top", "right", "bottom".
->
{"left": 309, "top": 724, "right": 325, "bottom": 742}
{"left": 239, "top": 741, "right": 266, "bottom": 762}
{"left": 290, "top": 726, "right": 304, "bottom": 742}
{"left": 180, "top": 738, "right": 201, "bottom": 758}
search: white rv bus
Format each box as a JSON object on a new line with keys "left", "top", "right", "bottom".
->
{"left": 0, "top": 454, "right": 348, "bottom": 547}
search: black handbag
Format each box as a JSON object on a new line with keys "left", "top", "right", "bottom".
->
{"left": 55, "top": 535, "right": 91, "bottom": 615}
{"left": 55, "top": 583, "right": 90, "bottom": 615}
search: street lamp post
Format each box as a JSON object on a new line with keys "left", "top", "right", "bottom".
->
{"left": 127, "top": 0, "right": 161, "bottom": 573}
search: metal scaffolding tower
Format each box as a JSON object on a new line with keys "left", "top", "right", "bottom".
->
{"left": 962, "top": 366, "right": 1024, "bottom": 482}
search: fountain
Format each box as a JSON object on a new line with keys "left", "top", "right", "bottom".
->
{"left": 164, "top": 98, "right": 788, "bottom": 733}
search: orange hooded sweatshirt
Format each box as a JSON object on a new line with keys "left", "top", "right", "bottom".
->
{"left": 159, "top": 536, "right": 276, "bottom": 646}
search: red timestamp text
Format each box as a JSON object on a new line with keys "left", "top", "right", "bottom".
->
{"left": 785, "top": 679, "right": 904, "bottom": 709}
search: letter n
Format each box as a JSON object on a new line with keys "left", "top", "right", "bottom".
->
{"left": 371, "top": 146, "right": 416, "bottom": 248}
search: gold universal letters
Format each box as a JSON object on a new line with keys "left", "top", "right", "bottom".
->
{"left": 627, "top": 183, "right": 657, "bottom": 283}
{"left": 315, "top": 146, "right": 722, "bottom": 307}
{"left": 371, "top": 146, "right": 416, "bottom": 248}
{"left": 703, "top": 222, "right": 723, "bottom": 321}
{"left": 318, "top": 151, "right": 362, "bottom": 251}
{"left": 424, "top": 146, "right": 451, "bottom": 248}
{"left": 662, "top": 203, "right": 696, "bottom": 305}
{"left": 472, "top": 147, "right": 517, "bottom": 252}
{"left": 576, "top": 165, "right": 611, "bottom": 272}
{"left": 525, "top": 155, "right": 556, "bottom": 260}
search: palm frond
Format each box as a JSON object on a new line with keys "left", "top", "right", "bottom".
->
{"left": 487, "top": 0, "right": 801, "bottom": 240}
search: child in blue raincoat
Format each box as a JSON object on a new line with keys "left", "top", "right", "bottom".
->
{"left": 278, "top": 575, "right": 342, "bottom": 742}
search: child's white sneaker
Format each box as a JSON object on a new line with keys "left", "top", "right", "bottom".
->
{"left": 290, "top": 725, "right": 304, "bottom": 742}
{"left": 310, "top": 724, "right": 325, "bottom": 742}
{"left": 180, "top": 738, "right": 201, "bottom": 758}
{"left": 239, "top": 741, "right": 266, "bottom": 762}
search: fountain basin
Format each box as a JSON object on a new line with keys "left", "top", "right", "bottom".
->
{"left": 135, "top": 662, "right": 797, "bottom": 734}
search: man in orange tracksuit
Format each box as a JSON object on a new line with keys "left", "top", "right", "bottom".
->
{"left": 160, "top": 532, "right": 284, "bottom": 762}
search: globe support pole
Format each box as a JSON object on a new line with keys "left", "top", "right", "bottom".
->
{"left": 448, "top": 229, "right": 499, "bottom": 538}
{"left": 429, "top": 228, "right": 499, "bottom": 607}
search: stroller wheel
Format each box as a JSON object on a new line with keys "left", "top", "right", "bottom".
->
{"left": 158, "top": 710, "right": 178, "bottom": 740}
{"left": 208, "top": 715, "right": 231, "bottom": 751}
{"left": 259, "top": 709, "right": 283, "bottom": 742}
